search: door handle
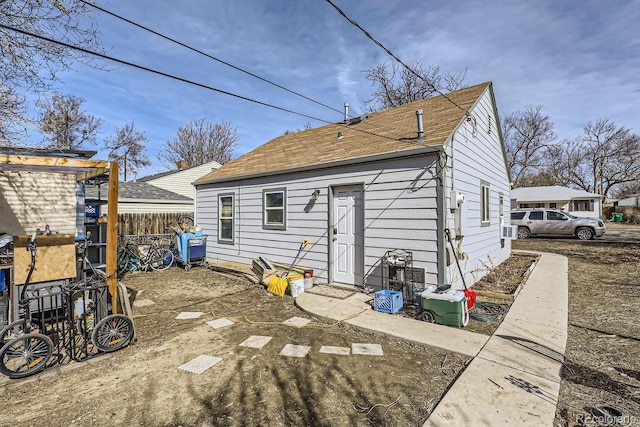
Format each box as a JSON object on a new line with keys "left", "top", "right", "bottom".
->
{"left": 332, "top": 226, "right": 337, "bottom": 241}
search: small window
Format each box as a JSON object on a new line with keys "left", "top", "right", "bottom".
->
{"left": 263, "top": 188, "right": 287, "bottom": 230}
{"left": 547, "top": 211, "right": 566, "bottom": 221}
{"left": 529, "top": 211, "right": 543, "bottom": 220}
{"left": 572, "top": 199, "right": 594, "bottom": 212}
{"left": 511, "top": 211, "right": 526, "bottom": 220}
{"left": 218, "top": 193, "right": 234, "bottom": 244}
{"left": 480, "top": 181, "right": 490, "bottom": 226}
{"left": 549, "top": 203, "right": 557, "bottom": 208}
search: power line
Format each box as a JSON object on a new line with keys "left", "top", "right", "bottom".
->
{"left": 1, "top": 23, "right": 406, "bottom": 143}
{"left": 0, "top": 23, "right": 330, "bottom": 124}
{"left": 324, "top": 0, "right": 471, "bottom": 117}
{"left": 78, "top": 0, "right": 346, "bottom": 118}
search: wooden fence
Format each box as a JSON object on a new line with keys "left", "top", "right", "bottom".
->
{"left": 117, "top": 212, "right": 193, "bottom": 235}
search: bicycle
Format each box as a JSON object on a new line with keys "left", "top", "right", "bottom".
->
{"left": 0, "top": 232, "right": 135, "bottom": 378}
{"left": 117, "top": 236, "right": 175, "bottom": 276}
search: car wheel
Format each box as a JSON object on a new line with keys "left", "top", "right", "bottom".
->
{"left": 517, "top": 227, "right": 530, "bottom": 239}
{"left": 576, "top": 227, "right": 594, "bottom": 240}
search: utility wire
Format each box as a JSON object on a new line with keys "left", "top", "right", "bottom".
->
{"left": 1, "top": 23, "right": 328, "bottom": 123}
{"left": 79, "top": 0, "right": 346, "bottom": 117}
{"left": 1, "top": 23, "right": 406, "bottom": 143}
{"left": 324, "top": 0, "right": 471, "bottom": 116}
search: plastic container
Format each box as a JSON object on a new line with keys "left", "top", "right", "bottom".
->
{"left": 419, "top": 290, "right": 467, "bottom": 327}
{"left": 613, "top": 212, "right": 624, "bottom": 223}
{"left": 303, "top": 269, "right": 313, "bottom": 290}
{"left": 374, "top": 290, "right": 403, "bottom": 313}
{"left": 288, "top": 274, "right": 305, "bottom": 298}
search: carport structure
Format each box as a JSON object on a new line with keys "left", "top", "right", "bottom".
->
{"left": 0, "top": 147, "right": 121, "bottom": 312}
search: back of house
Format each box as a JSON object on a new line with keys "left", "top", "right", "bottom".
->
{"left": 194, "top": 82, "right": 511, "bottom": 292}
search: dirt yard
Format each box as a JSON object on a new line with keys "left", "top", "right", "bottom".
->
{"left": 512, "top": 239, "right": 640, "bottom": 426}
{"left": 2, "top": 239, "right": 632, "bottom": 426}
{"left": 0, "top": 267, "right": 472, "bottom": 427}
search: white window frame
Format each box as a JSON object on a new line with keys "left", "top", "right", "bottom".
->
{"left": 263, "top": 188, "right": 287, "bottom": 230}
{"left": 218, "top": 193, "right": 235, "bottom": 244}
{"left": 481, "top": 181, "right": 490, "bottom": 227}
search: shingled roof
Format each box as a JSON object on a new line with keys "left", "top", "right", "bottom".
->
{"left": 85, "top": 181, "right": 192, "bottom": 202}
{"left": 195, "top": 82, "right": 491, "bottom": 185}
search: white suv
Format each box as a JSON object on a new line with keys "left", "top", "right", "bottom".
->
{"left": 511, "top": 209, "right": 606, "bottom": 240}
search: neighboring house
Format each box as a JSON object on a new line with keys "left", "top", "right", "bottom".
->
{"left": 194, "top": 82, "right": 511, "bottom": 291}
{"left": 510, "top": 186, "right": 604, "bottom": 218}
{"left": 85, "top": 181, "right": 192, "bottom": 214}
{"left": 616, "top": 194, "right": 640, "bottom": 208}
{"left": 138, "top": 160, "right": 222, "bottom": 199}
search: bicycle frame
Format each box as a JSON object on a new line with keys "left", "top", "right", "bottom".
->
{"left": 0, "top": 232, "right": 135, "bottom": 378}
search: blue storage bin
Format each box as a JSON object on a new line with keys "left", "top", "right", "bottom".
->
{"left": 374, "top": 290, "right": 403, "bottom": 313}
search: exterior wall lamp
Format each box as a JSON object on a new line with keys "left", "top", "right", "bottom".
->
{"left": 312, "top": 189, "right": 320, "bottom": 200}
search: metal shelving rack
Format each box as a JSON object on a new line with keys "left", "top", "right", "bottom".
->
{"left": 381, "top": 249, "right": 422, "bottom": 304}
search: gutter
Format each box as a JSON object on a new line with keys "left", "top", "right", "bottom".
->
{"left": 194, "top": 144, "right": 443, "bottom": 186}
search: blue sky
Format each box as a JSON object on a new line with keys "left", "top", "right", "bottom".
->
{"left": 28, "top": 0, "right": 640, "bottom": 177}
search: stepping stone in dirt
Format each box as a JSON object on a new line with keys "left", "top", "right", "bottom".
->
{"left": 280, "top": 344, "right": 311, "bottom": 358}
{"left": 133, "top": 298, "right": 155, "bottom": 307}
{"left": 352, "top": 343, "right": 384, "bottom": 356}
{"left": 239, "top": 335, "right": 273, "bottom": 349}
{"left": 178, "top": 354, "right": 222, "bottom": 374}
{"left": 319, "top": 346, "right": 351, "bottom": 355}
{"left": 206, "top": 318, "right": 234, "bottom": 329}
{"left": 175, "top": 311, "right": 203, "bottom": 320}
{"left": 281, "top": 316, "right": 311, "bottom": 327}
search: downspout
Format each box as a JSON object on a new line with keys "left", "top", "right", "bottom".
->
{"left": 436, "top": 150, "right": 447, "bottom": 286}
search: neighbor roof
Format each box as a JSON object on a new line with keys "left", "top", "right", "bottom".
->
{"left": 511, "top": 186, "right": 603, "bottom": 202}
{"left": 195, "top": 82, "right": 492, "bottom": 185}
{"left": 85, "top": 181, "right": 192, "bottom": 203}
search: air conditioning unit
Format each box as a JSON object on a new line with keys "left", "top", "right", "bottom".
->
{"left": 500, "top": 225, "right": 518, "bottom": 239}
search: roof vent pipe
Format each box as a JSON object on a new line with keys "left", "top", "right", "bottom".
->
{"left": 416, "top": 110, "right": 425, "bottom": 139}
{"left": 344, "top": 102, "right": 350, "bottom": 122}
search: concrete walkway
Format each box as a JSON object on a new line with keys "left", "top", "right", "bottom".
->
{"left": 296, "top": 252, "right": 568, "bottom": 426}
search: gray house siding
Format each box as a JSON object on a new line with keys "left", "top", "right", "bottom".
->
{"left": 443, "top": 87, "right": 511, "bottom": 288}
{"left": 196, "top": 154, "right": 440, "bottom": 288}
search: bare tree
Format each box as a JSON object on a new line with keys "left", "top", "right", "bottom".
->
{"left": 159, "top": 118, "right": 239, "bottom": 168}
{"left": 37, "top": 92, "right": 102, "bottom": 149}
{"left": 362, "top": 60, "right": 467, "bottom": 111}
{"left": 550, "top": 119, "right": 640, "bottom": 196}
{"left": 0, "top": 0, "right": 102, "bottom": 144}
{"left": 611, "top": 181, "right": 640, "bottom": 199}
{"left": 502, "top": 106, "right": 557, "bottom": 188}
{"left": 104, "top": 122, "right": 150, "bottom": 181}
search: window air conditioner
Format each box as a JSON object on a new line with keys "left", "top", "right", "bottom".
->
{"left": 500, "top": 225, "right": 518, "bottom": 239}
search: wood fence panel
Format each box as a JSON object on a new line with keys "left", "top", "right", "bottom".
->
{"left": 117, "top": 212, "right": 192, "bottom": 235}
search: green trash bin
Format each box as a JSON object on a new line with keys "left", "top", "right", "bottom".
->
{"left": 613, "top": 212, "right": 624, "bottom": 223}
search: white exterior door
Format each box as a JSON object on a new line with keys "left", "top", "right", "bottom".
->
{"left": 332, "top": 185, "right": 363, "bottom": 285}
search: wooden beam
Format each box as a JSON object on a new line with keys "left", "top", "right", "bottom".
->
{"left": 76, "top": 167, "right": 109, "bottom": 182}
{"left": 0, "top": 154, "right": 109, "bottom": 169}
{"left": 106, "top": 161, "right": 119, "bottom": 314}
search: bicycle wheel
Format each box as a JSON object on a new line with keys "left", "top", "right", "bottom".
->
{"left": 91, "top": 314, "right": 134, "bottom": 352}
{"left": 0, "top": 333, "right": 53, "bottom": 378}
{"left": 0, "top": 319, "right": 42, "bottom": 345}
{"left": 177, "top": 215, "right": 194, "bottom": 231}
{"left": 149, "top": 248, "right": 174, "bottom": 272}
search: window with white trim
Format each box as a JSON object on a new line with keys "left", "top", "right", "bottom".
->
{"left": 218, "top": 193, "right": 234, "bottom": 244}
{"left": 263, "top": 188, "right": 286, "bottom": 230}
{"left": 481, "top": 181, "right": 490, "bottom": 226}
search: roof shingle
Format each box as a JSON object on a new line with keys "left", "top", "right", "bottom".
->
{"left": 195, "top": 82, "right": 491, "bottom": 184}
